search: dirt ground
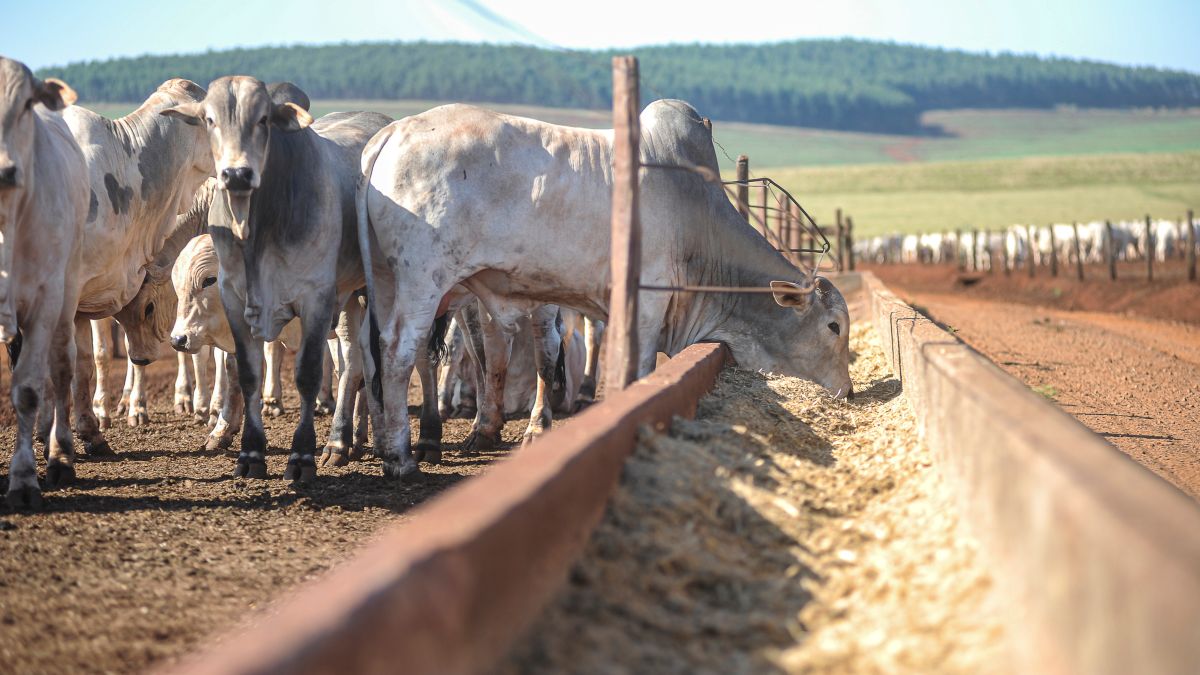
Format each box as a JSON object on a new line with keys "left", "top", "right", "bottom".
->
{"left": 501, "top": 323, "right": 1006, "bottom": 674}
{"left": 872, "top": 264, "right": 1200, "bottom": 500}
{"left": 0, "top": 355, "right": 539, "bottom": 674}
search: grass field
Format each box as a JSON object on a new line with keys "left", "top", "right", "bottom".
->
{"left": 86, "top": 99, "right": 1200, "bottom": 235}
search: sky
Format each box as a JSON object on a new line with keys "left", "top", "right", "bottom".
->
{"left": 4, "top": 0, "right": 1198, "bottom": 72}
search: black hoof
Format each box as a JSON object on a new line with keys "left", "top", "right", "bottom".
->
{"left": 6, "top": 486, "right": 43, "bottom": 510}
{"left": 285, "top": 462, "right": 317, "bottom": 483}
{"left": 84, "top": 438, "right": 115, "bottom": 458}
{"left": 233, "top": 461, "right": 268, "bottom": 479}
{"left": 346, "top": 445, "right": 365, "bottom": 462}
{"left": 384, "top": 459, "right": 421, "bottom": 482}
{"left": 414, "top": 442, "right": 442, "bottom": 465}
{"left": 46, "top": 463, "right": 75, "bottom": 490}
{"left": 463, "top": 431, "right": 499, "bottom": 453}
{"left": 98, "top": 416, "right": 112, "bottom": 430}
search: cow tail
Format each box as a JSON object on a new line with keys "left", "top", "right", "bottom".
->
{"left": 357, "top": 124, "right": 396, "bottom": 403}
{"left": 427, "top": 313, "right": 450, "bottom": 366}
{"left": 553, "top": 339, "right": 567, "bottom": 395}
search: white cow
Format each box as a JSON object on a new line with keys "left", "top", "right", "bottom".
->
{"left": 357, "top": 100, "right": 852, "bottom": 480}
{"left": 0, "top": 59, "right": 88, "bottom": 507}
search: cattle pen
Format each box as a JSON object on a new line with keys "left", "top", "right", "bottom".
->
{"left": 1, "top": 59, "right": 1199, "bottom": 675}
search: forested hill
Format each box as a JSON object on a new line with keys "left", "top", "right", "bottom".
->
{"left": 38, "top": 39, "right": 1200, "bottom": 134}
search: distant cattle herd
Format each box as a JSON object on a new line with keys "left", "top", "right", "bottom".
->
{"left": 0, "top": 56, "right": 853, "bottom": 506}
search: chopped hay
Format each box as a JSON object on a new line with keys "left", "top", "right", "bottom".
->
{"left": 499, "top": 323, "right": 1007, "bottom": 674}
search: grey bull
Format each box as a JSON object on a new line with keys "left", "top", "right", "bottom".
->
{"left": 0, "top": 58, "right": 89, "bottom": 508}
{"left": 161, "top": 77, "right": 393, "bottom": 481}
{"left": 357, "top": 100, "right": 853, "bottom": 479}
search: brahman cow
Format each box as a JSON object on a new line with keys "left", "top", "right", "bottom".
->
{"left": 0, "top": 58, "right": 89, "bottom": 507}
{"left": 356, "top": 100, "right": 852, "bottom": 480}
{"left": 161, "top": 78, "right": 392, "bottom": 480}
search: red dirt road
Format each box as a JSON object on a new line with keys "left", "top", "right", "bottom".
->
{"left": 872, "top": 266, "right": 1200, "bottom": 500}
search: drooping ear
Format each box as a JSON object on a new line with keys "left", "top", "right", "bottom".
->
{"left": 159, "top": 101, "right": 203, "bottom": 126}
{"left": 271, "top": 101, "right": 313, "bottom": 132}
{"left": 33, "top": 77, "right": 77, "bottom": 111}
{"left": 770, "top": 280, "right": 813, "bottom": 309}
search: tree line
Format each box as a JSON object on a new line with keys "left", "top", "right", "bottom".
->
{"left": 38, "top": 39, "right": 1200, "bottom": 134}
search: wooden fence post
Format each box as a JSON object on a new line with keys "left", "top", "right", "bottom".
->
{"left": 1188, "top": 209, "right": 1196, "bottom": 282}
{"left": 775, "top": 191, "right": 787, "bottom": 258}
{"left": 759, "top": 184, "right": 769, "bottom": 239}
{"left": 735, "top": 155, "right": 749, "bottom": 222}
{"left": 835, "top": 208, "right": 845, "bottom": 271}
{"left": 1001, "top": 230, "right": 1010, "bottom": 275}
{"left": 1049, "top": 225, "right": 1059, "bottom": 277}
{"left": 604, "top": 56, "right": 640, "bottom": 393}
{"left": 1028, "top": 225, "right": 1036, "bottom": 278}
{"left": 1072, "top": 222, "right": 1084, "bottom": 281}
{"left": 1145, "top": 214, "right": 1154, "bottom": 282}
{"left": 985, "top": 229, "right": 995, "bottom": 274}
{"left": 1106, "top": 220, "right": 1117, "bottom": 281}
{"left": 845, "top": 216, "right": 855, "bottom": 271}
{"left": 971, "top": 229, "right": 979, "bottom": 271}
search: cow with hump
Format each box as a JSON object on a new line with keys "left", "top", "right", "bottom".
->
{"left": 0, "top": 57, "right": 89, "bottom": 508}
{"left": 160, "top": 77, "right": 391, "bottom": 481}
{"left": 357, "top": 99, "right": 853, "bottom": 480}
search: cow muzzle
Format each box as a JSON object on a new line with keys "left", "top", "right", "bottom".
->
{"left": 170, "top": 334, "right": 190, "bottom": 352}
{"left": 220, "top": 166, "right": 255, "bottom": 192}
{"left": 0, "top": 165, "right": 19, "bottom": 189}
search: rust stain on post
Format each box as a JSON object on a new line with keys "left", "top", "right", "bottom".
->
{"left": 604, "top": 55, "right": 641, "bottom": 393}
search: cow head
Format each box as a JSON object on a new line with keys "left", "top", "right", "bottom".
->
{"left": 114, "top": 263, "right": 178, "bottom": 365}
{"left": 160, "top": 76, "right": 312, "bottom": 240}
{"left": 0, "top": 57, "right": 76, "bottom": 343}
{"left": 766, "top": 277, "right": 853, "bottom": 399}
{"left": 170, "top": 234, "right": 231, "bottom": 353}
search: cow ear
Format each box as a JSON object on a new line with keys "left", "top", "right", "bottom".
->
{"left": 770, "top": 280, "right": 813, "bottom": 309}
{"left": 33, "top": 77, "right": 77, "bottom": 111}
{"left": 271, "top": 101, "right": 313, "bottom": 132}
{"left": 160, "top": 101, "right": 203, "bottom": 126}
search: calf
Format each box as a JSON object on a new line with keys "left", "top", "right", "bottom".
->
{"left": 0, "top": 58, "right": 89, "bottom": 507}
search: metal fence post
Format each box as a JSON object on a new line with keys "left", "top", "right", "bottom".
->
{"left": 835, "top": 208, "right": 845, "bottom": 271}
{"left": 735, "top": 155, "right": 749, "bottom": 222}
{"left": 1072, "top": 222, "right": 1084, "bottom": 281}
{"left": 846, "top": 216, "right": 855, "bottom": 271}
{"left": 604, "top": 56, "right": 640, "bottom": 392}
{"left": 1145, "top": 214, "right": 1154, "bottom": 282}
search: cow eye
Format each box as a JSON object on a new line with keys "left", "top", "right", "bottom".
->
{"left": 145, "top": 302, "right": 155, "bottom": 318}
{"left": 205, "top": 116, "right": 214, "bottom": 127}
{"left": 23, "top": 98, "right": 33, "bottom": 112}
{"left": 258, "top": 115, "right": 269, "bottom": 127}
{"left": 202, "top": 276, "right": 217, "bottom": 288}
{"left": 828, "top": 322, "right": 840, "bottom": 336}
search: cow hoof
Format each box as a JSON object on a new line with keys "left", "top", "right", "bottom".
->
{"left": 204, "top": 434, "right": 231, "bottom": 453}
{"left": 462, "top": 431, "right": 498, "bottom": 452}
{"left": 314, "top": 401, "right": 333, "bottom": 417}
{"left": 193, "top": 412, "right": 209, "bottom": 426}
{"left": 6, "top": 486, "right": 43, "bottom": 511}
{"left": 84, "top": 439, "right": 115, "bottom": 458}
{"left": 414, "top": 442, "right": 442, "bottom": 465}
{"left": 384, "top": 459, "right": 421, "bottom": 482}
{"left": 127, "top": 412, "right": 150, "bottom": 427}
{"left": 262, "top": 399, "right": 284, "bottom": 418}
{"left": 572, "top": 399, "right": 596, "bottom": 414}
{"left": 206, "top": 414, "right": 220, "bottom": 430}
{"left": 318, "top": 449, "right": 348, "bottom": 468}
{"left": 233, "top": 461, "right": 268, "bottom": 479}
{"left": 97, "top": 416, "right": 112, "bottom": 430}
{"left": 285, "top": 462, "right": 317, "bottom": 483}
{"left": 346, "top": 445, "right": 365, "bottom": 462}
{"left": 115, "top": 402, "right": 128, "bottom": 416}
{"left": 46, "top": 463, "right": 75, "bottom": 490}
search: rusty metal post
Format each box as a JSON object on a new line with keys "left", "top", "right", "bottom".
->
{"left": 1049, "top": 225, "right": 1058, "bottom": 277}
{"left": 1188, "top": 210, "right": 1196, "bottom": 282}
{"left": 758, "top": 184, "right": 769, "bottom": 238}
{"left": 1146, "top": 214, "right": 1154, "bottom": 282}
{"left": 835, "top": 208, "right": 845, "bottom": 271}
{"left": 776, "top": 191, "right": 788, "bottom": 262}
{"left": 604, "top": 56, "right": 640, "bottom": 393}
{"left": 1072, "top": 222, "right": 1084, "bottom": 281}
{"left": 1106, "top": 220, "right": 1117, "bottom": 281}
{"left": 735, "top": 155, "right": 749, "bottom": 222}
{"left": 846, "top": 216, "right": 855, "bottom": 271}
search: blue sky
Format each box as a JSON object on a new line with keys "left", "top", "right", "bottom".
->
{"left": 4, "top": 0, "right": 1198, "bottom": 72}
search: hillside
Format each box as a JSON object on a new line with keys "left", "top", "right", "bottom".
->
{"left": 38, "top": 39, "right": 1200, "bottom": 134}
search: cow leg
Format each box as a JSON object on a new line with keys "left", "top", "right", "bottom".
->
{"left": 227, "top": 314, "right": 268, "bottom": 478}
{"left": 261, "top": 340, "right": 285, "bottom": 418}
{"left": 575, "top": 317, "right": 604, "bottom": 410}
{"left": 71, "top": 316, "right": 112, "bottom": 456}
{"left": 6, "top": 326, "right": 48, "bottom": 508}
{"left": 90, "top": 319, "right": 112, "bottom": 429}
{"left": 127, "top": 361, "right": 149, "bottom": 426}
{"left": 174, "top": 351, "right": 195, "bottom": 415}
{"left": 353, "top": 389, "right": 369, "bottom": 454}
{"left": 191, "top": 346, "right": 212, "bottom": 425}
{"left": 413, "top": 342, "right": 442, "bottom": 464}
{"left": 522, "top": 305, "right": 560, "bottom": 446}
{"left": 286, "top": 309, "right": 333, "bottom": 483}
{"left": 315, "top": 338, "right": 336, "bottom": 416}
{"left": 204, "top": 350, "right": 242, "bottom": 453}
{"left": 45, "top": 316, "right": 78, "bottom": 490}
{"left": 464, "top": 305, "right": 515, "bottom": 453}
{"left": 116, "top": 353, "right": 132, "bottom": 416}
{"left": 320, "top": 304, "right": 366, "bottom": 467}
{"left": 436, "top": 316, "right": 464, "bottom": 420}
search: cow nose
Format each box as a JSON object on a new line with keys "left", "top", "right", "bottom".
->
{"left": 0, "top": 165, "right": 18, "bottom": 188}
{"left": 170, "top": 335, "right": 188, "bottom": 351}
{"left": 131, "top": 357, "right": 151, "bottom": 367}
{"left": 220, "top": 166, "right": 254, "bottom": 192}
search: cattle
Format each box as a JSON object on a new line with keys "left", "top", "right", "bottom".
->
{"left": 160, "top": 78, "right": 392, "bottom": 480}
{"left": 356, "top": 100, "right": 852, "bottom": 480}
{"left": 61, "top": 78, "right": 214, "bottom": 456}
{"left": 0, "top": 58, "right": 89, "bottom": 508}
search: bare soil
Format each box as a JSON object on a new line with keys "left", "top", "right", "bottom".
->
{"left": 873, "top": 264, "right": 1200, "bottom": 500}
{"left": 0, "top": 355, "right": 538, "bottom": 674}
{"left": 500, "top": 323, "right": 1006, "bottom": 674}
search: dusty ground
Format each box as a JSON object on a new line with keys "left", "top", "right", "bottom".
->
{"left": 0, "top": 355, "right": 539, "bottom": 674}
{"left": 501, "top": 323, "right": 1006, "bottom": 674}
{"left": 873, "top": 264, "right": 1200, "bottom": 500}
